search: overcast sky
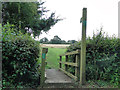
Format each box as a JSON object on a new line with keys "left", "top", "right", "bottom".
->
{"left": 37, "top": 0, "right": 119, "bottom": 41}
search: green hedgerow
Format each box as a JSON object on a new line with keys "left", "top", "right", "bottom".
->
{"left": 2, "top": 23, "right": 41, "bottom": 88}
{"left": 66, "top": 28, "right": 120, "bottom": 87}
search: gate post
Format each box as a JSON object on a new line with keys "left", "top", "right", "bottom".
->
{"left": 75, "top": 50, "right": 80, "bottom": 81}
{"left": 80, "top": 8, "right": 87, "bottom": 85}
{"left": 118, "top": 1, "right": 120, "bottom": 38}
{"left": 40, "top": 48, "right": 48, "bottom": 87}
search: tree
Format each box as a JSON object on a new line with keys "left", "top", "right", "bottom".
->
{"left": 40, "top": 37, "right": 49, "bottom": 43}
{"left": 61, "top": 40, "right": 66, "bottom": 44}
{"left": 2, "top": 1, "right": 61, "bottom": 37}
{"left": 67, "top": 40, "right": 77, "bottom": 44}
{"left": 50, "top": 35, "right": 62, "bottom": 44}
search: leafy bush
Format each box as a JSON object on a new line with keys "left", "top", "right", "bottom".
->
{"left": 2, "top": 23, "right": 41, "bottom": 88}
{"left": 66, "top": 28, "right": 120, "bottom": 87}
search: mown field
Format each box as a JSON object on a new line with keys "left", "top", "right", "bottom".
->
{"left": 46, "top": 47, "right": 66, "bottom": 69}
{"left": 37, "top": 44, "right": 69, "bottom": 69}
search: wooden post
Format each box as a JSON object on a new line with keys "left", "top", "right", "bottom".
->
{"left": 18, "top": 3, "right": 21, "bottom": 31}
{"left": 0, "top": 2, "right": 2, "bottom": 24}
{"left": 65, "top": 55, "right": 68, "bottom": 71}
{"left": 59, "top": 56, "right": 62, "bottom": 68}
{"left": 75, "top": 54, "right": 80, "bottom": 81}
{"left": 40, "top": 48, "right": 48, "bottom": 87}
{"left": 80, "top": 8, "right": 87, "bottom": 85}
{"left": 118, "top": 1, "right": 120, "bottom": 38}
{"left": 0, "top": 2, "right": 1, "bottom": 87}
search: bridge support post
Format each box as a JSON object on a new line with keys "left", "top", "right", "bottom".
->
{"left": 118, "top": 1, "right": 120, "bottom": 38}
{"left": 75, "top": 51, "right": 80, "bottom": 81}
{"left": 59, "top": 56, "right": 62, "bottom": 68}
{"left": 40, "top": 48, "right": 48, "bottom": 87}
{"left": 65, "top": 55, "right": 68, "bottom": 71}
{"left": 80, "top": 8, "right": 87, "bottom": 85}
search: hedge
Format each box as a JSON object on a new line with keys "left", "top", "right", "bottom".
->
{"left": 2, "top": 23, "right": 41, "bottom": 88}
{"left": 66, "top": 29, "right": 120, "bottom": 87}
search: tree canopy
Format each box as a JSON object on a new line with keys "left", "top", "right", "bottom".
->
{"left": 50, "top": 35, "right": 62, "bottom": 44}
{"left": 40, "top": 37, "right": 49, "bottom": 43}
{"left": 39, "top": 35, "right": 77, "bottom": 44}
{"left": 2, "top": 1, "right": 61, "bottom": 37}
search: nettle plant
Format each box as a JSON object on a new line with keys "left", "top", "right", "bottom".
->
{"left": 2, "top": 23, "right": 41, "bottom": 88}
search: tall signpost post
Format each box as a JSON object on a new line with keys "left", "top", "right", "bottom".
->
{"left": 118, "top": 1, "right": 120, "bottom": 38}
{"left": 80, "top": 8, "right": 87, "bottom": 85}
{"left": 40, "top": 48, "right": 48, "bottom": 87}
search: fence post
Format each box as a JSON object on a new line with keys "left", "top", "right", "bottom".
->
{"left": 40, "top": 48, "right": 48, "bottom": 87}
{"left": 75, "top": 50, "right": 80, "bottom": 81}
{"left": 65, "top": 55, "right": 68, "bottom": 71}
{"left": 80, "top": 8, "right": 87, "bottom": 85}
{"left": 118, "top": 1, "right": 120, "bottom": 38}
{"left": 59, "top": 56, "right": 62, "bottom": 68}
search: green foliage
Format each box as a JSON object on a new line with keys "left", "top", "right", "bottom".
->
{"left": 46, "top": 35, "right": 70, "bottom": 44}
{"left": 40, "top": 37, "right": 49, "bottom": 43}
{"left": 2, "top": 1, "right": 61, "bottom": 37}
{"left": 67, "top": 40, "right": 77, "bottom": 44}
{"left": 40, "top": 36, "right": 77, "bottom": 44}
{"left": 2, "top": 23, "right": 41, "bottom": 88}
{"left": 66, "top": 29, "right": 120, "bottom": 87}
{"left": 49, "top": 35, "right": 62, "bottom": 44}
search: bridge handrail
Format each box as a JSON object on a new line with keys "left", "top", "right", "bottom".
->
{"left": 59, "top": 50, "right": 80, "bottom": 56}
{"left": 59, "top": 49, "right": 80, "bottom": 81}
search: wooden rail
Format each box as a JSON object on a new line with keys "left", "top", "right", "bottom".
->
{"left": 59, "top": 49, "right": 80, "bottom": 81}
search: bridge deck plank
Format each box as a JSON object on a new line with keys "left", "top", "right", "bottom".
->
{"left": 45, "top": 69, "right": 73, "bottom": 83}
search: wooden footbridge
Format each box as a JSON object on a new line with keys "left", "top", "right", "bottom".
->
{"left": 40, "top": 49, "right": 81, "bottom": 88}
{"left": 39, "top": 8, "right": 87, "bottom": 87}
{"left": 45, "top": 49, "right": 80, "bottom": 83}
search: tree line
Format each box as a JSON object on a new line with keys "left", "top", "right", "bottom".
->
{"left": 40, "top": 35, "right": 77, "bottom": 44}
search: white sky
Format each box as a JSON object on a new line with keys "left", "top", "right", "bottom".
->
{"left": 37, "top": 0, "right": 119, "bottom": 41}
